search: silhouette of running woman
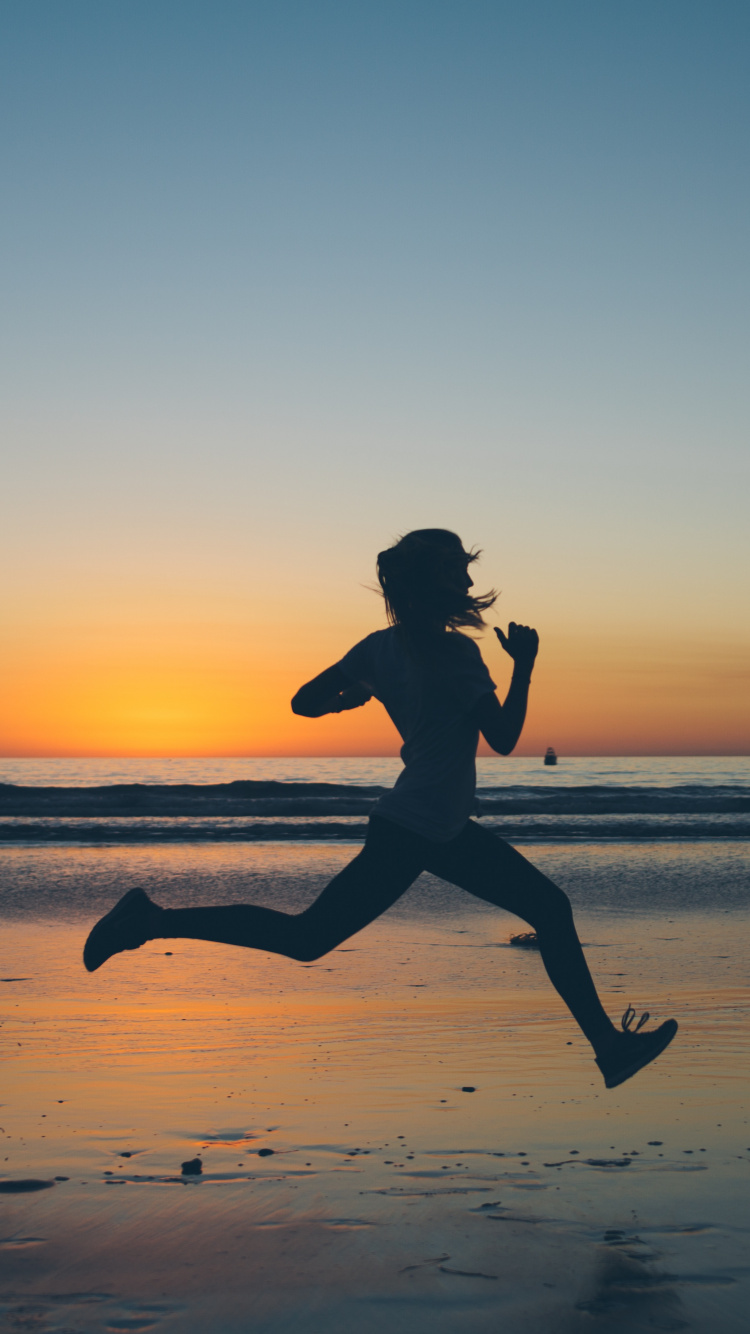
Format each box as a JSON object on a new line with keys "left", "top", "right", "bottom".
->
{"left": 84, "top": 529, "right": 677, "bottom": 1088}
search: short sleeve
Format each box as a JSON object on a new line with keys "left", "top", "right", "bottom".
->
{"left": 337, "top": 634, "right": 375, "bottom": 683}
{"left": 448, "top": 636, "right": 496, "bottom": 710}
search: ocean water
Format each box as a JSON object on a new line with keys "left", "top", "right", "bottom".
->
{"left": 1, "top": 755, "right": 748, "bottom": 842}
{"left": 1, "top": 754, "right": 748, "bottom": 788}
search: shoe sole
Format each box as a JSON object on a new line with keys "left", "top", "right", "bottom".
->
{"left": 599, "top": 1019, "right": 679, "bottom": 1089}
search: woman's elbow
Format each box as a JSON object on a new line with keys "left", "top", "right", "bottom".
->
{"left": 482, "top": 731, "right": 515, "bottom": 756}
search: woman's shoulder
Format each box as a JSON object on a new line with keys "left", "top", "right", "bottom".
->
{"left": 339, "top": 626, "right": 394, "bottom": 664}
{"left": 445, "top": 630, "right": 484, "bottom": 658}
{"left": 357, "top": 626, "right": 396, "bottom": 651}
{"left": 443, "top": 633, "right": 494, "bottom": 682}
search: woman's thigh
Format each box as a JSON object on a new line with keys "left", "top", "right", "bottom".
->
{"left": 422, "top": 820, "right": 571, "bottom": 928}
{"left": 295, "top": 818, "right": 426, "bottom": 952}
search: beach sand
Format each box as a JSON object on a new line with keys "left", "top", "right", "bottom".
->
{"left": 1, "top": 840, "right": 748, "bottom": 1332}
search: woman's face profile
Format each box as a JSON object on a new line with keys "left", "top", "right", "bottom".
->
{"left": 443, "top": 552, "right": 474, "bottom": 594}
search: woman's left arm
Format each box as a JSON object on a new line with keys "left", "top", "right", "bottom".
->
{"left": 471, "top": 623, "right": 538, "bottom": 754}
{"left": 291, "top": 665, "right": 372, "bottom": 718}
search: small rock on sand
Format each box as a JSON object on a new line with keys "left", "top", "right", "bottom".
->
{"left": 0, "top": 1179, "right": 55, "bottom": 1193}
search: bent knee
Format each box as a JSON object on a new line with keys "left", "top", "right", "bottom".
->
{"left": 292, "top": 940, "right": 329, "bottom": 963}
{"left": 526, "top": 884, "right": 574, "bottom": 931}
{"left": 288, "top": 923, "right": 340, "bottom": 962}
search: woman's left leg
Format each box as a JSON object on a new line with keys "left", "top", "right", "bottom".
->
{"left": 424, "top": 821, "right": 616, "bottom": 1053}
{"left": 152, "top": 822, "right": 424, "bottom": 961}
{"left": 83, "top": 815, "right": 426, "bottom": 972}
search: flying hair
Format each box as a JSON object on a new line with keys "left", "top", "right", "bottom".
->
{"left": 376, "top": 529, "right": 497, "bottom": 641}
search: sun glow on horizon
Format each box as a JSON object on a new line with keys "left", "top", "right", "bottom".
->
{"left": 2, "top": 622, "right": 747, "bottom": 758}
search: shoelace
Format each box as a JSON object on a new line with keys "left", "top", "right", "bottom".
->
{"left": 621, "top": 1005, "right": 650, "bottom": 1034}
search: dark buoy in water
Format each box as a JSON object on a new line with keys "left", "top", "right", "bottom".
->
{"left": 544, "top": 746, "right": 557, "bottom": 766}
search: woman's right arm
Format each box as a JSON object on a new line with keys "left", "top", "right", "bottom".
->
{"left": 291, "top": 665, "right": 372, "bottom": 718}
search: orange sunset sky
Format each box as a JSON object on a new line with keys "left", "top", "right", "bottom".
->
{"left": 1, "top": 4, "right": 748, "bottom": 758}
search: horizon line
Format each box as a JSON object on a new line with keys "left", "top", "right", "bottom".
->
{"left": 1, "top": 752, "right": 748, "bottom": 761}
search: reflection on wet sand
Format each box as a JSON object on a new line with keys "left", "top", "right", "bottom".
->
{"left": 1, "top": 842, "right": 748, "bottom": 1332}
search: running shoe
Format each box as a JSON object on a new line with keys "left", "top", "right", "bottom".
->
{"left": 595, "top": 1006, "right": 678, "bottom": 1089}
{"left": 83, "top": 887, "right": 156, "bottom": 973}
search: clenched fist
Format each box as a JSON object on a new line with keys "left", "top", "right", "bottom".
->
{"left": 494, "top": 622, "right": 539, "bottom": 673}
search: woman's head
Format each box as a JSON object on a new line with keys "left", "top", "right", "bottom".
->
{"left": 376, "top": 529, "right": 497, "bottom": 638}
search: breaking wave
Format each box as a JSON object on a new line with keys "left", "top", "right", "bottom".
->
{"left": 1, "top": 780, "right": 748, "bottom": 841}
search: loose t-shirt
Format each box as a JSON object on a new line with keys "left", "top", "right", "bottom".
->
{"left": 337, "top": 626, "right": 496, "bottom": 841}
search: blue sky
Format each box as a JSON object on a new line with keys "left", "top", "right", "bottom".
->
{"left": 1, "top": 1, "right": 748, "bottom": 752}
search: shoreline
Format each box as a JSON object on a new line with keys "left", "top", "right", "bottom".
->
{"left": 2, "top": 822, "right": 749, "bottom": 842}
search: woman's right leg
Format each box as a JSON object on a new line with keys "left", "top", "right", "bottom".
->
{"left": 84, "top": 817, "right": 425, "bottom": 971}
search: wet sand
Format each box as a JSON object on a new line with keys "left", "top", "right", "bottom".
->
{"left": 1, "top": 841, "right": 749, "bottom": 1332}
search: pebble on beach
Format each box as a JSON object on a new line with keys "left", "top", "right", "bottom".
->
{"left": 0, "top": 1179, "right": 55, "bottom": 1193}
